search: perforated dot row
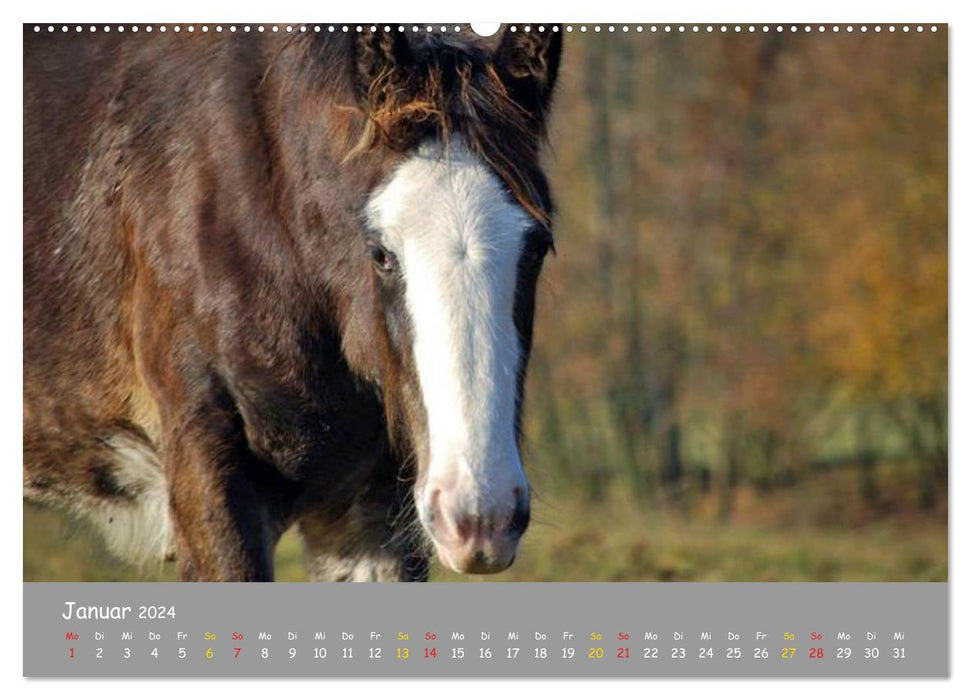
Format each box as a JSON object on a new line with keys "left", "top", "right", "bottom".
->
{"left": 569, "top": 24, "right": 938, "bottom": 33}
{"left": 29, "top": 24, "right": 555, "bottom": 34}
{"left": 29, "top": 24, "right": 942, "bottom": 35}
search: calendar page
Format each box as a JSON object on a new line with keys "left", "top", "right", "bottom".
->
{"left": 21, "top": 16, "right": 948, "bottom": 681}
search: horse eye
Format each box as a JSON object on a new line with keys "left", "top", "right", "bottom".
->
{"left": 369, "top": 244, "right": 396, "bottom": 274}
{"left": 527, "top": 233, "right": 554, "bottom": 261}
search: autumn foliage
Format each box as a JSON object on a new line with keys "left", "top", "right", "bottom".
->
{"left": 526, "top": 29, "right": 947, "bottom": 518}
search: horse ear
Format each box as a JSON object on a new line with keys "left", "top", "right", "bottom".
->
{"left": 493, "top": 25, "right": 563, "bottom": 117}
{"left": 351, "top": 28, "right": 412, "bottom": 102}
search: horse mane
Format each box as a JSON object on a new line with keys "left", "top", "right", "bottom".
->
{"left": 351, "top": 32, "right": 552, "bottom": 228}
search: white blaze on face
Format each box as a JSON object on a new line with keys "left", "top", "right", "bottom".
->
{"left": 366, "top": 138, "right": 531, "bottom": 514}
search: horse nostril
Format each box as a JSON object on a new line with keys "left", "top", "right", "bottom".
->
{"left": 509, "top": 498, "right": 530, "bottom": 538}
{"left": 425, "top": 488, "right": 442, "bottom": 523}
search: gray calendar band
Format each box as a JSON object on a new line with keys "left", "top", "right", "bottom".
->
{"left": 24, "top": 582, "right": 947, "bottom": 678}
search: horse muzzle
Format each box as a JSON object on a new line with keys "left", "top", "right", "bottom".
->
{"left": 420, "top": 482, "right": 530, "bottom": 574}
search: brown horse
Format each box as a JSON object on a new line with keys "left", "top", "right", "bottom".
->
{"left": 23, "top": 25, "right": 561, "bottom": 581}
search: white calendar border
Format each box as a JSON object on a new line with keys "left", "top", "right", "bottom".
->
{"left": 1, "top": 0, "right": 965, "bottom": 697}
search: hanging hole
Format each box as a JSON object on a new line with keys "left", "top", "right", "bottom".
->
{"left": 470, "top": 22, "right": 501, "bottom": 37}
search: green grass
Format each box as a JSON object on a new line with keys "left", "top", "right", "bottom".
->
{"left": 431, "top": 487, "right": 947, "bottom": 582}
{"left": 24, "top": 480, "right": 946, "bottom": 583}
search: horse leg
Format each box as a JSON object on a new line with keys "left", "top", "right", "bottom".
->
{"left": 297, "top": 500, "right": 428, "bottom": 582}
{"left": 160, "top": 386, "right": 302, "bottom": 582}
{"left": 24, "top": 412, "right": 175, "bottom": 566}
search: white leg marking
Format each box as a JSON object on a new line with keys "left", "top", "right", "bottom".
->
{"left": 96, "top": 435, "right": 174, "bottom": 565}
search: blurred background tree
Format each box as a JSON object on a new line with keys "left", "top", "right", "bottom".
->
{"left": 528, "top": 29, "right": 946, "bottom": 526}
